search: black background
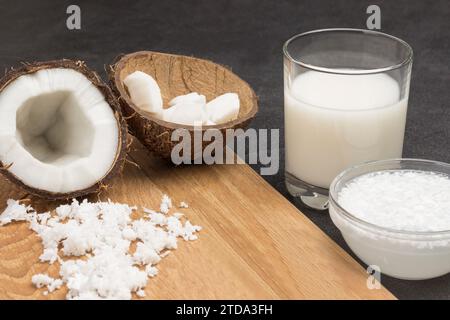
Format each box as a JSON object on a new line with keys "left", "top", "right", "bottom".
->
{"left": 0, "top": 0, "right": 449, "bottom": 300}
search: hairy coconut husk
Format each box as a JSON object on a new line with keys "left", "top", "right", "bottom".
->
{"left": 109, "top": 51, "right": 258, "bottom": 160}
{"left": 0, "top": 59, "right": 128, "bottom": 200}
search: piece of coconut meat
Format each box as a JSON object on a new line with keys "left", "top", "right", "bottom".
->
{"left": 206, "top": 93, "right": 240, "bottom": 124}
{"left": 168, "top": 92, "right": 206, "bottom": 107}
{"left": 0, "top": 68, "right": 120, "bottom": 195}
{"left": 123, "top": 71, "right": 163, "bottom": 114}
{"left": 162, "top": 102, "right": 209, "bottom": 126}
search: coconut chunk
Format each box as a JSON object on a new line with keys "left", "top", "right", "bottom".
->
{"left": 161, "top": 102, "right": 208, "bottom": 126}
{"left": 123, "top": 71, "right": 163, "bottom": 114}
{"left": 169, "top": 92, "right": 206, "bottom": 106}
{"left": 206, "top": 93, "right": 240, "bottom": 124}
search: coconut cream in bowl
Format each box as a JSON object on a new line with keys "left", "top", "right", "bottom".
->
{"left": 329, "top": 158, "right": 450, "bottom": 280}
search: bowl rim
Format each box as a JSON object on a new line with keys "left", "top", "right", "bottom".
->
{"left": 110, "top": 50, "right": 258, "bottom": 131}
{"left": 283, "top": 28, "right": 413, "bottom": 75}
{"left": 329, "top": 158, "right": 450, "bottom": 237}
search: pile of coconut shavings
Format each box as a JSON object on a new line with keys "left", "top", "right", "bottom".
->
{"left": 338, "top": 170, "right": 450, "bottom": 232}
{"left": 0, "top": 195, "right": 201, "bottom": 300}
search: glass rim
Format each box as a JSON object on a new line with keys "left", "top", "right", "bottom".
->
{"left": 283, "top": 28, "right": 414, "bottom": 75}
{"left": 329, "top": 158, "right": 450, "bottom": 237}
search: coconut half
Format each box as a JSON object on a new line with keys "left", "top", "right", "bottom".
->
{"left": 109, "top": 51, "right": 258, "bottom": 159}
{"left": 0, "top": 60, "right": 127, "bottom": 199}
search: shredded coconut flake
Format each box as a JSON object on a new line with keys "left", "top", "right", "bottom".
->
{"left": 160, "top": 194, "right": 172, "bottom": 214}
{"left": 145, "top": 265, "right": 159, "bottom": 277}
{"left": 31, "top": 274, "right": 63, "bottom": 293}
{"left": 0, "top": 195, "right": 201, "bottom": 300}
{"left": 179, "top": 201, "right": 189, "bottom": 209}
{"left": 338, "top": 170, "right": 450, "bottom": 232}
{"left": 136, "top": 289, "right": 146, "bottom": 298}
{"left": 39, "top": 247, "right": 59, "bottom": 264}
{"left": 0, "top": 199, "right": 33, "bottom": 226}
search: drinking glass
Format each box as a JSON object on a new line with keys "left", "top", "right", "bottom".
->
{"left": 283, "top": 28, "right": 413, "bottom": 210}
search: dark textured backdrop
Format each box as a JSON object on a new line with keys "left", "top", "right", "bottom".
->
{"left": 0, "top": 0, "right": 449, "bottom": 300}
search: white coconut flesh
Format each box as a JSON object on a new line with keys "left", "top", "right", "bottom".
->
{"left": 0, "top": 68, "right": 120, "bottom": 194}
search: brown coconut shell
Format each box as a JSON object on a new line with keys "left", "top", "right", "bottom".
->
{"left": 109, "top": 51, "right": 258, "bottom": 159}
{"left": 0, "top": 59, "right": 128, "bottom": 200}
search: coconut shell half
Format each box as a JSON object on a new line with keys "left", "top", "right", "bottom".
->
{"left": 0, "top": 60, "right": 128, "bottom": 200}
{"left": 109, "top": 51, "right": 258, "bottom": 159}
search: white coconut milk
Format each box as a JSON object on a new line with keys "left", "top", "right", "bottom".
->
{"left": 285, "top": 71, "right": 408, "bottom": 189}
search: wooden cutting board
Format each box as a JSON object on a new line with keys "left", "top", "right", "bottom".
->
{"left": 0, "top": 139, "right": 395, "bottom": 300}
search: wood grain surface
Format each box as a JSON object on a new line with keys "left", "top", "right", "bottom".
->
{"left": 0, "top": 140, "right": 395, "bottom": 300}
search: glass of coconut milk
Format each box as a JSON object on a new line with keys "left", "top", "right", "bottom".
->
{"left": 283, "top": 29, "right": 413, "bottom": 210}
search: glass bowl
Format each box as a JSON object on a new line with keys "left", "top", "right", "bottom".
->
{"left": 329, "top": 158, "right": 450, "bottom": 280}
